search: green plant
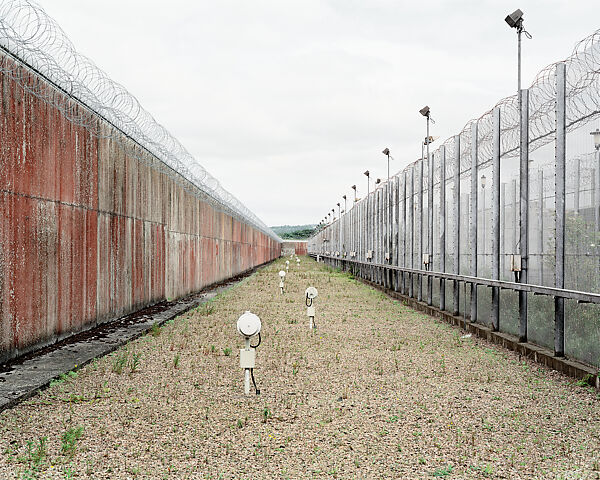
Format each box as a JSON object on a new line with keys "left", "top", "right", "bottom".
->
{"left": 173, "top": 353, "right": 181, "bottom": 368}
{"left": 433, "top": 465, "right": 453, "bottom": 477}
{"left": 200, "top": 302, "right": 215, "bottom": 316}
{"left": 223, "top": 348, "right": 232, "bottom": 357}
{"left": 150, "top": 323, "right": 161, "bottom": 337}
{"left": 130, "top": 352, "right": 142, "bottom": 372}
{"left": 262, "top": 406, "right": 271, "bottom": 423}
{"left": 112, "top": 351, "right": 128, "bottom": 374}
{"left": 61, "top": 426, "right": 83, "bottom": 457}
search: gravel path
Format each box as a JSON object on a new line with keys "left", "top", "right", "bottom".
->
{"left": 0, "top": 257, "right": 599, "bottom": 479}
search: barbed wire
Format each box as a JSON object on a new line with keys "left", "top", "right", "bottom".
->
{"left": 0, "top": 0, "right": 280, "bottom": 241}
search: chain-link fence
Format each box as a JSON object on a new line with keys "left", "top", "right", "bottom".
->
{"left": 0, "top": 0, "right": 279, "bottom": 241}
{"left": 310, "top": 30, "right": 600, "bottom": 369}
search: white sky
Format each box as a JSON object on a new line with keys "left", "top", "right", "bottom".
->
{"left": 40, "top": 1, "right": 600, "bottom": 227}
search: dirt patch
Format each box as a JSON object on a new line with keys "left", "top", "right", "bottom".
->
{"left": 0, "top": 257, "right": 599, "bottom": 479}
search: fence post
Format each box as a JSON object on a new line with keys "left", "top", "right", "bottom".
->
{"left": 470, "top": 122, "right": 478, "bottom": 322}
{"left": 409, "top": 165, "right": 415, "bottom": 298}
{"left": 519, "top": 88, "right": 530, "bottom": 343}
{"left": 402, "top": 171, "right": 407, "bottom": 294}
{"left": 437, "top": 147, "right": 445, "bottom": 311}
{"left": 555, "top": 62, "right": 566, "bottom": 357}
{"left": 492, "top": 107, "right": 500, "bottom": 331}
{"left": 418, "top": 159, "right": 424, "bottom": 301}
{"left": 453, "top": 135, "right": 461, "bottom": 316}
{"left": 428, "top": 149, "right": 434, "bottom": 306}
{"left": 538, "top": 168, "right": 545, "bottom": 285}
{"left": 501, "top": 182, "right": 506, "bottom": 278}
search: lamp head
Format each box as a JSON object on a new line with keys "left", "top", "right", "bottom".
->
{"left": 382, "top": 147, "right": 390, "bottom": 156}
{"left": 237, "top": 311, "right": 261, "bottom": 338}
{"left": 590, "top": 128, "right": 600, "bottom": 150}
{"left": 419, "top": 106, "right": 430, "bottom": 117}
{"left": 351, "top": 185, "right": 356, "bottom": 191}
{"left": 305, "top": 287, "right": 318, "bottom": 300}
{"left": 505, "top": 9, "right": 523, "bottom": 29}
{"left": 364, "top": 170, "right": 370, "bottom": 178}
{"left": 342, "top": 195, "right": 346, "bottom": 200}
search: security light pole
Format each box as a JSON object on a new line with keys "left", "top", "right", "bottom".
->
{"left": 342, "top": 195, "right": 347, "bottom": 213}
{"left": 420, "top": 106, "right": 435, "bottom": 305}
{"left": 351, "top": 185, "right": 357, "bottom": 203}
{"left": 364, "top": 170, "right": 370, "bottom": 197}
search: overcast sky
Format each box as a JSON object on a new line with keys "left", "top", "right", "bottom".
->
{"left": 41, "top": 1, "right": 599, "bottom": 227}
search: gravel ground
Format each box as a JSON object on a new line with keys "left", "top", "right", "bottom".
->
{"left": 0, "top": 256, "right": 599, "bottom": 480}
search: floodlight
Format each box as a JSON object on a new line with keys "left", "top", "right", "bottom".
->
{"left": 364, "top": 170, "right": 370, "bottom": 177}
{"left": 590, "top": 128, "right": 600, "bottom": 150}
{"left": 505, "top": 9, "right": 523, "bottom": 29}
{"left": 237, "top": 311, "right": 261, "bottom": 338}
{"left": 419, "top": 106, "right": 430, "bottom": 117}
{"left": 382, "top": 148, "right": 390, "bottom": 156}
{"left": 376, "top": 178, "right": 381, "bottom": 184}
{"left": 351, "top": 185, "right": 356, "bottom": 190}
{"left": 342, "top": 195, "right": 346, "bottom": 200}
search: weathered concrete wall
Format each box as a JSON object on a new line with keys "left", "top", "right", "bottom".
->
{"left": 281, "top": 241, "right": 308, "bottom": 256}
{"left": 0, "top": 54, "right": 280, "bottom": 362}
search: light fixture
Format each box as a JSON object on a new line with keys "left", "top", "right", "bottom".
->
{"left": 481, "top": 174, "right": 487, "bottom": 189}
{"left": 382, "top": 147, "right": 390, "bottom": 156}
{"left": 505, "top": 8, "right": 523, "bottom": 29}
{"left": 590, "top": 128, "right": 600, "bottom": 150}
{"left": 364, "top": 170, "right": 370, "bottom": 177}
{"left": 419, "top": 106, "right": 430, "bottom": 117}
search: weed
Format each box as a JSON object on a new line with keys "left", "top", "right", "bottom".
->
{"left": 575, "top": 374, "right": 593, "bottom": 387}
{"left": 388, "top": 415, "right": 399, "bottom": 423}
{"left": 173, "top": 353, "right": 181, "bottom": 368}
{"left": 149, "top": 323, "right": 161, "bottom": 337}
{"left": 418, "top": 457, "right": 426, "bottom": 465}
{"left": 292, "top": 363, "right": 300, "bottom": 376}
{"left": 112, "top": 351, "right": 128, "bottom": 374}
{"left": 262, "top": 406, "right": 272, "bottom": 423}
{"left": 200, "top": 302, "right": 215, "bottom": 316}
{"left": 433, "top": 465, "right": 453, "bottom": 477}
{"left": 223, "top": 348, "right": 232, "bottom": 357}
{"left": 130, "top": 352, "right": 142, "bottom": 372}
{"left": 61, "top": 426, "right": 83, "bottom": 457}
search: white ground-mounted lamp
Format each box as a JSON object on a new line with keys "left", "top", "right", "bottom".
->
{"left": 237, "top": 311, "right": 262, "bottom": 395}
{"left": 305, "top": 286, "right": 318, "bottom": 330}
{"left": 279, "top": 270, "right": 286, "bottom": 294}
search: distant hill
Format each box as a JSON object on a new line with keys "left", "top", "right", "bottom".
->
{"left": 271, "top": 224, "right": 317, "bottom": 240}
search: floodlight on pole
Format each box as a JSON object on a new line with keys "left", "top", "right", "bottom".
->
{"left": 382, "top": 148, "right": 393, "bottom": 183}
{"left": 342, "top": 195, "right": 347, "bottom": 212}
{"left": 351, "top": 185, "right": 357, "bottom": 203}
{"left": 504, "top": 8, "right": 532, "bottom": 110}
{"left": 337, "top": 202, "right": 341, "bottom": 218}
{"left": 364, "top": 170, "right": 370, "bottom": 197}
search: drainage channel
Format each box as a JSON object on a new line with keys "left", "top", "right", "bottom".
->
{"left": 0, "top": 264, "right": 266, "bottom": 412}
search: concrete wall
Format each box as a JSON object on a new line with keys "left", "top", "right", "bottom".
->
{"left": 0, "top": 53, "right": 280, "bottom": 363}
{"left": 281, "top": 241, "right": 308, "bottom": 256}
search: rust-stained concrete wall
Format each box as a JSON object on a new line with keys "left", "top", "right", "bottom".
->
{"left": 281, "top": 241, "right": 308, "bottom": 256}
{"left": 0, "top": 53, "right": 280, "bottom": 363}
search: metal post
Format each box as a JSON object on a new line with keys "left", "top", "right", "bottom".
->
{"left": 470, "top": 122, "right": 478, "bottom": 322}
{"left": 428, "top": 138, "right": 434, "bottom": 306}
{"left": 402, "top": 171, "right": 407, "bottom": 294}
{"left": 418, "top": 159, "right": 424, "bottom": 301}
{"left": 538, "top": 168, "right": 544, "bottom": 285}
{"left": 519, "top": 88, "right": 529, "bottom": 343}
{"left": 512, "top": 178, "right": 518, "bottom": 254}
{"left": 453, "top": 135, "right": 461, "bottom": 316}
{"left": 409, "top": 166, "right": 415, "bottom": 298}
{"left": 439, "top": 146, "right": 446, "bottom": 311}
{"left": 501, "top": 182, "right": 506, "bottom": 278}
{"left": 596, "top": 150, "right": 600, "bottom": 231}
{"left": 574, "top": 158, "right": 580, "bottom": 215}
{"left": 555, "top": 62, "right": 566, "bottom": 357}
{"left": 491, "top": 107, "right": 501, "bottom": 331}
